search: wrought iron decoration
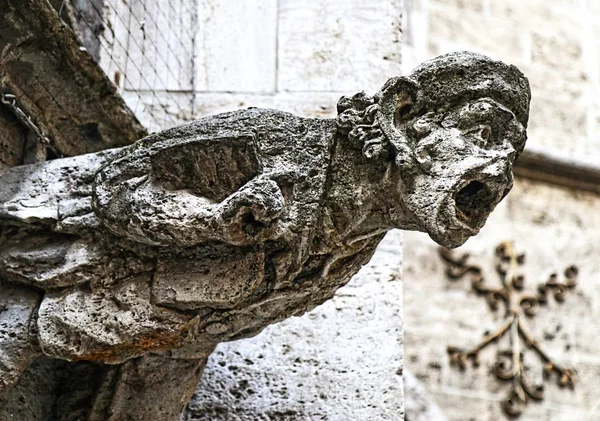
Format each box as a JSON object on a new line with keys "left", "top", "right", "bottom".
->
{"left": 440, "top": 242, "right": 577, "bottom": 417}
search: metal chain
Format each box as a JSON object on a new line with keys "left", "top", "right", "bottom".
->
{"left": 1, "top": 92, "right": 61, "bottom": 157}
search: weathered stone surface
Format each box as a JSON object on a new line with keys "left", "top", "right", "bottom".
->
{"left": 186, "top": 231, "right": 404, "bottom": 421}
{"left": 86, "top": 353, "right": 213, "bottom": 421}
{"left": 403, "top": 176, "right": 600, "bottom": 420}
{"left": 0, "top": 0, "right": 147, "bottom": 157}
{"left": 277, "top": 0, "right": 403, "bottom": 93}
{"left": 0, "top": 280, "right": 40, "bottom": 392}
{"left": 196, "top": 0, "right": 278, "bottom": 93}
{"left": 0, "top": 106, "right": 26, "bottom": 170}
{"left": 0, "top": 357, "right": 66, "bottom": 421}
{"left": 0, "top": 52, "right": 530, "bottom": 419}
{"left": 404, "top": 369, "right": 447, "bottom": 421}
{"left": 0, "top": 351, "right": 214, "bottom": 421}
{"left": 38, "top": 274, "right": 193, "bottom": 363}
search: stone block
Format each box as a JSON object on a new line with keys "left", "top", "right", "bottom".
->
{"left": 430, "top": 391, "right": 500, "bottom": 421}
{"left": 99, "top": 0, "right": 130, "bottom": 92}
{"left": 531, "top": 30, "right": 583, "bottom": 71}
{"left": 430, "top": 0, "right": 484, "bottom": 12}
{"left": 404, "top": 370, "right": 449, "bottom": 421}
{"left": 585, "top": 98, "right": 600, "bottom": 156}
{"left": 0, "top": 111, "right": 25, "bottom": 169}
{"left": 195, "top": 0, "right": 278, "bottom": 93}
{"left": 404, "top": 332, "right": 447, "bottom": 388}
{"left": 489, "top": 0, "right": 581, "bottom": 25}
{"left": 430, "top": 390, "right": 587, "bottom": 421}
{"left": 526, "top": 95, "right": 587, "bottom": 155}
{"left": 123, "top": 0, "right": 195, "bottom": 91}
{"left": 427, "top": 6, "right": 528, "bottom": 66}
{"left": 572, "top": 315, "right": 600, "bottom": 362}
{"left": 526, "top": 63, "right": 586, "bottom": 102}
{"left": 277, "top": 0, "right": 402, "bottom": 93}
{"left": 122, "top": 91, "right": 194, "bottom": 132}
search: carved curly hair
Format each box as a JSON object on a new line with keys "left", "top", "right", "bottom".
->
{"left": 335, "top": 92, "right": 392, "bottom": 162}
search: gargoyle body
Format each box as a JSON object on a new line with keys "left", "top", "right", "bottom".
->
{"left": 0, "top": 52, "right": 530, "bottom": 398}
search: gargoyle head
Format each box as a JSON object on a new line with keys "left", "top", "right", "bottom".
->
{"left": 337, "top": 52, "right": 530, "bottom": 248}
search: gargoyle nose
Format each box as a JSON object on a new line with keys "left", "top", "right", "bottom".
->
{"left": 480, "top": 160, "right": 511, "bottom": 179}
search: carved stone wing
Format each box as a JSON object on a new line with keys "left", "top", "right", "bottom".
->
{"left": 93, "top": 130, "right": 284, "bottom": 247}
{"left": 149, "top": 132, "right": 262, "bottom": 202}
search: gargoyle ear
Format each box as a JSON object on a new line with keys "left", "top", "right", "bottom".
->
{"left": 375, "top": 77, "right": 420, "bottom": 172}
{"left": 376, "top": 76, "right": 420, "bottom": 130}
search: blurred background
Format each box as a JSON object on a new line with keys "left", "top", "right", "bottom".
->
{"left": 1, "top": 0, "right": 599, "bottom": 420}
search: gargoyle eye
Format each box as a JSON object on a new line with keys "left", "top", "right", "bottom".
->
{"left": 480, "top": 126, "right": 491, "bottom": 143}
{"left": 464, "top": 124, "right": 493, "bottom": 148}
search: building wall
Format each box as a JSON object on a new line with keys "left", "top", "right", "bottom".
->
{"left": 404, "top": 179, "right": 600, "bottom": 421}
{"left": 401, "top": 1, "right": 600, "bottom": 419}
{"left": 99, "top": 0, "right": 403, "bottom": 129}
{"left": 191, "top": 0, "right": 402, "bottom": 120}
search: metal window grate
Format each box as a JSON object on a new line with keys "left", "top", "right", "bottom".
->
{"left": 60, "top": 0, "right": 197, "bottom": 133}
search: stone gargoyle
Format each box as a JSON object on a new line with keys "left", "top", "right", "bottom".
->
{"left": 0, "top": 52, "right": 530, "bottom": 419}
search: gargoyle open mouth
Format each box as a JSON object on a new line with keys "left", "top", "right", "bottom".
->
{"left": 453, "top": 179, "right": 500, "bottom": 228}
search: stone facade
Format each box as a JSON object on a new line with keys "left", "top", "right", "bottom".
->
{"left": 401, "top": 2, "right": 600, "bottom": 420}
{"left": 188, "top": 231, "right": 404, "bottom": 421}
{"left": 99, "top": 0, "right": 403, "bottom": 130}
{"left": 404, "top": 179, "right": 600, "bottom": 420}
